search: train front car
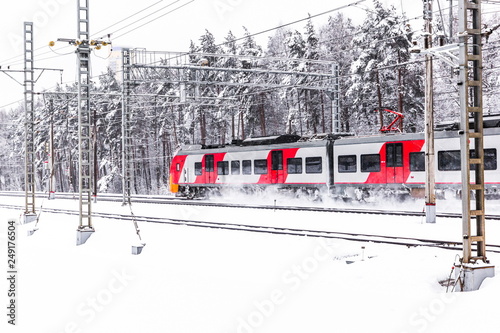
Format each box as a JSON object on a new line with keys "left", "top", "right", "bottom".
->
{"left": 169, "top": 148, "right": 190, "bottom": 196}
{"left": 169, "top": 135, "right": 336, "bottom": 198}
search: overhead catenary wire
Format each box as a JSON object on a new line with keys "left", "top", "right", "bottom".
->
{"left": 106, "top": 0, "right": 190, "bottom": 40}
{"left": 91, "top": 0, "right": 166, "bottom": 39}
{"left": 3, "top": 0, "right": 499, "bottom": 113}
{"left": 0, "top": 0, "right": 184, "bottom": 68}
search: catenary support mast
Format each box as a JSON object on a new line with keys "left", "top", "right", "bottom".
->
{"left": 122, "top": 48, "right": 133, "bottom": 205}
{"left": 332, "top": 63, "right": 340, "bottom": 133}
{"left": 76, "top": 0, "right": 94, "bottom": 245}
{"left": 423, "top": 0, "right": 436, "bottom": 223}
{"left": 24, "top": 22, "right": 37, "bottom": 223}
{"left": 452, "top": 0, "right": 495, "bottom": 292}
{"left": 458, "top": 0, "right": 486, "bottom": 263}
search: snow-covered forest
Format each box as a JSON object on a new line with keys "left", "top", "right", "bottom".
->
{"left": 1, "top": 0, "right": 499, "bottom": 195}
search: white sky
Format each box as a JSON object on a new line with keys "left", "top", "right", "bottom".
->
{"left": 0, "top": 0, "right": 427, "bottom": 110}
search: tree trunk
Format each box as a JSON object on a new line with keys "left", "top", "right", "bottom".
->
{"left": 376, "top": 69, "right": 383, "bottom": 130}
{"left": 240, "top": 111, "right": 245, "bottom": 140}
{"left": 320, "top": 92, "right": 326, "bottom": 133}
{"left": 397, "top": 50, "right": 404, "bottom": 131}
{"left": 259, "top": 93, "right": 267, "bottom": 136}
{"left": 200, "top": 109, "right": 207, "bottom": 146}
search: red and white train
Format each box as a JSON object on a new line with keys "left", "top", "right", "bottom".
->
{"left": 169, "top": 122, "right": 500, "bottom": 201}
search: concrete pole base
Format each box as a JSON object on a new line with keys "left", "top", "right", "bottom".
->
{"left": 425, "top": 202, "right": 436, "bottom": 223}
{"left": 76, "top": 227, "right": 95, "bottom": 246}
{"left": 455, "top": 263, "right": 495, "bottom": 292}
{"left": 22, "top": 213, "right": 37, "bottom": 224}
{"left": 132, "top": 243, "right": 146, "bottom": 255}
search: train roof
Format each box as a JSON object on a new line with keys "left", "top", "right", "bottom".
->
{"left": 176, "top": 125, "right": 500, "bottom": 154}
{"left": 435, "top": 114, "right": 500, "bottom": 131}
{"left": 177, "top": 133, "right": 349, "bottom": 155}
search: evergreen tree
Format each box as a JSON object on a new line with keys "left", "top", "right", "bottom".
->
{"left": 346, "top": 0, "right": 420, "bottom": 134}
{"left": 320, "top": 13, "right": 356, "bottom": 132}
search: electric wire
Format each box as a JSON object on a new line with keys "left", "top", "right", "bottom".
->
{"left": 106, "top": 0, "right": 188, "bottom": 40}
{"left": 3, "top": 1, "right": 500, "bottom": 119}
{"left": 91, "top": 0, "right": 165, "bottom": 39}
{"left": 0, "top": 0, "right": 182, "bottom": 68}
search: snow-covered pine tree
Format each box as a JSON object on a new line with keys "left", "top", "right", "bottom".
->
{"left": 237, "top": 27, "right": 264, "bottom": 138}
{"left": 319, "top": 13, "right": 356, "bottom": 133}
{"left": 303, "top": 16, "right": 322, "bottom": 134}
{"left": 346, "top": 0, "right": 421, "bottom": 135}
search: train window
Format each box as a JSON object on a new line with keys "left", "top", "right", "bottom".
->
{"left": 484, "top": 149, "right": 497, "bottom": 170}
{"left": 386, "top": 143, "right": 403, "bottom": 167}
{"left": 338, "top": 155, "right": 357, "bottom": 173}
{"left": 194, "top": 162, "right": 202, "bottom": 176}
{"left": 471, "top": 148, "right": 497, "bottom": 171}
{"left": 305, "top": 157, "right": 322, "bottom": 174}
{"left": 242, "top": 160, "right": 252, "bottom": 175}
{"left": 254, "top": 159, "right": 268, "bottom": 174}
{"left": 217, "top": 161, "right": 229, "bottom": 175}
{"left": 205, "top": 155, "right": 214, "bottom": 172}
{"left": 438, "top": 149, "right": 497, "bottom": 171}
{"left": 231, "top": 161, "right": 241, "bottom": 175}
{"left": 287, "top": 158, "right": 302, "bottom": 174}
{"left": 438, "top": 151, "right": 461, "bottom": 171}
{"left": 409, "top": 152, "right": 425, "bottom": 171}
{"left": 361, "top": 154, "right": 380, "bottom": 172}
{"left": 272, "top": 151, "right": 283, "bottom": 170}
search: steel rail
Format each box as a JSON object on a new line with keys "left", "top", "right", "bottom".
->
{"left": 1, "top": 202, "right": 500, "bottom": 254}
{"left": 2, "top": 191, "right": 500, "bottom": 220}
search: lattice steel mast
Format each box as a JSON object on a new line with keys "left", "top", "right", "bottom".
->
{"left": 122, "top": 48, "right": 134, "bottom": 205}
{"left": 54, "top": 0, "right": 109, "bottom": 244}
{"left": 72, "top": 0, "right": 94, "bottom": 245}
{"left": 458, "top": 0, "right": 486, "bottom": 264}
{"left": 24, "top": 22, "right": 37, "bottom": 223}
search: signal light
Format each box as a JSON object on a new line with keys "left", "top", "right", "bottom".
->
{"left": 49, "top": 41, "right": 55, "bottom": 47}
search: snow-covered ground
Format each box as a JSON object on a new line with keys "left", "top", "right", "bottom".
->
{"left": 1, "top": 193, "right": 500, "bottom": 333}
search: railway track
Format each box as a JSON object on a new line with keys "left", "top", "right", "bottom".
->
{"left": 2, "top": 191, "right": 500, "bottom": 220}
{"left": 1, "top": 200, "right": 500, "bottom": 254}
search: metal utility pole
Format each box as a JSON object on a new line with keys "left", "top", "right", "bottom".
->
{"left": 423, "top": 0, "right": 436, "bottom": 223}
{"left": 331, "top": 63, "right": 340, "bottom": 133}
{"left": 75, "top": 0, "right": 94, "bottom": 245}
{"left": 458, "top": 0, "right": 486, "bottom": 263}
{"left": 122, "top": 48, "right": 133, "bottom": 205}
{"left": 455, "top": 0, "right": 494, "bottom": 291}
{"left": 48, "top": 98, "right": 56, "bottom": 200}
{"left": 54, "top": 0, "right": 109, "bottom": 244}
{"left": 23, "top": 21, "right": 37, "bottom": 224}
